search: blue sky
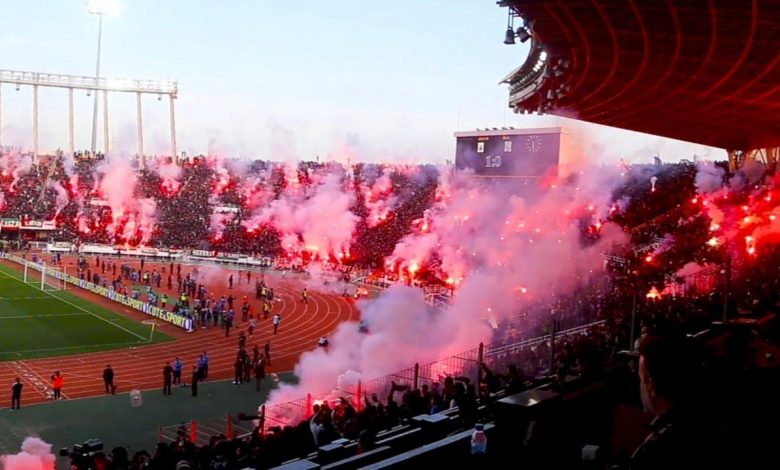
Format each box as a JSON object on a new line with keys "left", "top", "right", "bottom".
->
{"left": 0, "top": 0, "right": 724, "bottom": 163}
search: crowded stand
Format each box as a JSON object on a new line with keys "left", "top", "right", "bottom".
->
{"left": 1, "top": 151, "right": 779, "bottom": 469}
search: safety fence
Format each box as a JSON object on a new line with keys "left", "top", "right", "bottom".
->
{"left": 158, "top": 413, "right": 257, "bottom": 447}
{"left": 157, "top": 320, "right": 605, "bottom": 442}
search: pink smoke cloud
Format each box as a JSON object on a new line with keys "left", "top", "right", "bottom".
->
{"left": 0, "top": 437, "right": 56, "bottom": 470}
{"left": 243, "top": 171, "right": 358, "bottom": 259}
{"left": 268, "top": 163, "right": 629, "bottom": 408}
{"left": 98, "top": 159, "right": 158, "bottom": 244}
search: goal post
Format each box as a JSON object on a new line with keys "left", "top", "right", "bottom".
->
{"left": 22, "top": 261, "right": 63, "bottom": 291}
{"left": 40, "top": 262, "right": 64, "bottom": 292}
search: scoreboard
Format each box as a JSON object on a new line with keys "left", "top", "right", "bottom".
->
{"left": 454, "top": 127, "right": 563, "bottom": 178}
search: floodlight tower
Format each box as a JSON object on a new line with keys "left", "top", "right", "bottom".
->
{"left": 85, "top": 0, "right": 118, "bottom": 157}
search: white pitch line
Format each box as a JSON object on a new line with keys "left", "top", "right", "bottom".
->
{"left": 0, "top": 312, "right": 89, "bottom": 320}
{"left": 0, "top": 269, "right": 148, "bottom": 342}
{"left": 1, "top": 340, "right": 143, "bottom": 355}
{"left": 0, "top": 296, "right": 55, "bottom": 300}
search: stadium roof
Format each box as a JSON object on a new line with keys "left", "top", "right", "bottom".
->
{"left": 499, "top": 0, "right": 780, "bottom": 151}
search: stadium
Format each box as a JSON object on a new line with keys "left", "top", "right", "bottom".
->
{"left": 0, "top": 1, "right": 778, "bottom": 469}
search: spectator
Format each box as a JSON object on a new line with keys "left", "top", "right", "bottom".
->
{"left": 631, "top": 334, "right": 736, "bottom": 470}
{"left": 103, "top": 365, "right": 115, "bottom": 395}
{"left": 10, "top": 378, "right": 22, "bottom": 410}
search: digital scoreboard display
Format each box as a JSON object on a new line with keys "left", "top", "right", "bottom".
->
{"left": 454, "top": 130, "right": 561, "bottom": 177}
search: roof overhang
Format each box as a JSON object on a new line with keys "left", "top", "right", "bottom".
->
{"left": 498, "top": 0, "right": 780, "bottom": 150}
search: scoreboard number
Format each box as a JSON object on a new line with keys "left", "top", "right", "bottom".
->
{"left": 485, "top": 155, "right": 503, "bottom": 168}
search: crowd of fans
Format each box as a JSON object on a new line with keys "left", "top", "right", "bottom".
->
{"left": 0, "top": 155, "right": 441, "bottom": 268}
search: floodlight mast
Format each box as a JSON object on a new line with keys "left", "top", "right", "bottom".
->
{"left": 86, "top": 0, "right": 107, "bottom": 158}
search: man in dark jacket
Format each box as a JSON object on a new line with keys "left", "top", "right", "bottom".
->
{"left": 631, "top": 334, "right": 736, "bottom": 470}
{"left": 191, "top": 366, "right": 200, "bottom": 397}
{"left": 11, "top": 378, "right": 22, "bottom": 410}
{"left": 163, "top": 363, "right": 173, "bottom": 396}
{"left": 103, "top": 365, "right": 115, "bottom": 394}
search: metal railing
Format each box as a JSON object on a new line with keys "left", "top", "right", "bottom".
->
{"left": 158, "top": 319, "right": 608, "bottom": 443}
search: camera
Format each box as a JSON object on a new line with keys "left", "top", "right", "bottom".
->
{"left": 59, "top": 439, "right": 103, "bottom": 468}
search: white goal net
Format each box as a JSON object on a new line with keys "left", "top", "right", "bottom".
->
{"left": 22, "top": 261, "right": 65, "bottom": 291}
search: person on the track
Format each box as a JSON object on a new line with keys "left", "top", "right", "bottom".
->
{"left": 51, "top": 371, "right": 64, "bottom": 400}
{"left": 198, "top": 305, "right": 207, "bottom": 327}
{"left": 103, "top": 365, "right": 115, "bottom": 395}
{"left": 224, "top": 309, "right": 234, "bottom": 337}
{"left": 272, "top": 313, "right": 281, "bottom": 334}
{"left": 198, "top": 352, "right": 209, "bottom": 380}
{"left": 263, "top": 300, "right": 271, "bottom": 320}
{"left": 229, "top": 274, "right": 234, "bottom": 289}
{"left": 301, "top": 288, "right": 308, "bottom": 304}
{"left": 163, "top": 363, "right": 173, "bottom": 396}
{"left": 254, "top": 357, "right": 265, "bottom": 391}
{"left": 233, "top": 354, "right": 243, "bottom": 385}
{"left": 248, "top": 314, "right": 257, "bottom": 336}
{"left": 191, "top": 366, "right": 200, "bottom": 397}
{"left": 11, "top": 377, "right": 22, "bottom": 410}
{"left": 241, "top": 298, "right": 250, "bottom": 322}
{"left": 173, "top": 358, "right": 183, "bottom": 385}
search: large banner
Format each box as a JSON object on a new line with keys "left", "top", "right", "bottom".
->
{"left": 2, "top": 254, "right": 192, "bottom": 330}
{"left": 20, "top": 220, "right": 57, "bottom": 230}
{"left": 0, "top": 218, "right": 20, "bottom": 229}
{"left": 191, "top": 249, "right": 216, "bottom": 258}
{"left": 47, "top": 242, "right": 75, "bottom": 252}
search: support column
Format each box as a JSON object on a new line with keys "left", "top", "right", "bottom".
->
{"left": 68, "top": 88, "right": 75, "bottom": 156}
{"left": 33, "top": 84, "right": 39, "bottom": 164}
{"left": 102, "top": 90, "right": 109, "bottom": 159}
{"left": 136, "top": 92, "right": 144, "bottom": 169}
{"left": 169, "top": 94, "right": 177, "bottom": 164}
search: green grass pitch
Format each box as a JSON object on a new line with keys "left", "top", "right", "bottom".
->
{"left": 0, "top": 263, "right": 172, "bottom": 361}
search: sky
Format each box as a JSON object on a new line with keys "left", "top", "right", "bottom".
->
{"left": 0, "top": 0, "right": 726, "bottom": 164}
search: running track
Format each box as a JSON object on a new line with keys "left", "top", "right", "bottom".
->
{"left": 0, "top": 256, "right": 360, "bottom": 407}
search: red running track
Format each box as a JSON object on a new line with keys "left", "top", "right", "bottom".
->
{"left": 0, "top": 256, "right": 360, "bottom": 407}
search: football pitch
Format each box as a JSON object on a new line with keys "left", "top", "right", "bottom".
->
{"left": 0, "top": 263, "right": 172, "bottom": 361}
